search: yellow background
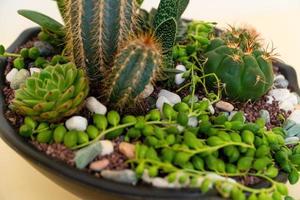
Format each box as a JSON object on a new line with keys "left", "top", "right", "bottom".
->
{"left": 1, "top": 0, "right": 300, "bottom": 199}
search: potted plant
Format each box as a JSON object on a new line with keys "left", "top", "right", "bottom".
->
{"left": 1, "top": 0, "right": 300, "bottom": 199}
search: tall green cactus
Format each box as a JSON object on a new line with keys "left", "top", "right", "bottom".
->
{"left": 104, "top": 34, "right": 163, "bottom": 109}
{"left": 103, "top": 0, "right": 190, "bottom": 109}
{"left": 61, "top": 0, "right": 138, "bottom": 79}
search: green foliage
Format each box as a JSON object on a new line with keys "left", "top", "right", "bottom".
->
{"left": 18, "top": 10, "right": 65, "bottom": 37}
{"left": 204, "top": 27, "right": 274, "bottom": 101}
{"left": 11, "top": 63, "right": 89, "bottom": 122}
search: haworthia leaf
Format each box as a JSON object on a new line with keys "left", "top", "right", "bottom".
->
{"left": 154, "top": 18, "right": 177, "bottom": 53}
{"left": 176, "top": 0, "right": 189, "bottom": 19}
{"left": 18, "top": 9, "right": 65, "bottom": 36}
{"left": 153, "top": 0, "right": 177, "bottom": 29}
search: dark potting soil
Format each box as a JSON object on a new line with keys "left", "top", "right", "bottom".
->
{"left": 2, "top": 37, "right": 290, "bottom": 188}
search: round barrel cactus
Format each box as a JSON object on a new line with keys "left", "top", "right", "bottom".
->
{"left": 11, "top": 63, "right": 89, "bottom": 122}
{"left": 204, "top": 28, "right": 274, "bottom": 101}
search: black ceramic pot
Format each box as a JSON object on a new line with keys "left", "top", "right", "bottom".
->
{"left": 0, "top": 28, "right": 298, "bottom": 200}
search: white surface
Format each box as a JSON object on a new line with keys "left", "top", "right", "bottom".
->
{"left": 1, "top": 0, "right": 300, "bottom": 199}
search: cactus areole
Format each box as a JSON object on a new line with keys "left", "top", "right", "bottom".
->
{"left": 204, "top": 37, "right": 274, "bottom": 101}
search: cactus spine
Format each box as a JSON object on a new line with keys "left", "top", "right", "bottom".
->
{"left": 104, "top": 35, "right": 163, "bottom": 109}
{"left": 62, "top": 0, "right": 138, "bottom": 79}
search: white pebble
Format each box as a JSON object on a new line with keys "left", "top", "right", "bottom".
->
{"left": 6, "top": 68, "right": 18, "bottom": 83}
{"left": 85, "top": 96, "right": 107, "bottom": 115}
{"left": 175, "top": 65, "right": 187, "bottom": 85}
{"left": 289, "top": 110, "right": 300, "bottom": 124}
{"left": 285, "top": 93, "right": 299, "bottom": 106}
{"left": 266, "top": 95, "right": 274, "bottom": 104}
{"left": 158, "top": 89, "right": 181, "bottom": 105}
{"left": 285, "top": 137, "right": 300, "bottom": 145}
{"left": 99, "top": 140, "right": 114, "bottom": 156}
{"left": 188, "top": 116, "right": 198, "bottom": 127}
{"left": 274, "top": 74, "right": 285, "bottom": 81}
{"left": 65, "top": 116, "right": 88, "bottom": 131}
{"left": 268, "top": 89, "right": 290, "bottom": 102}
{"left": 215, "top": 100, "right": 234, "bottom": 112}
{"left": 156, "top": 96, "right": 172, "bottom": 111}
{"left": 142, "top": 170, "right": 153, "bottom": 184}
{"left": 10, "top": 69, "right": 30, "bottom": 89}
{"left": 29, "top": 67, "right": 41, "bottom": 75}
{"left": 279, "top": 101, "right": 294, "bottom": 112}
{"left": 140, "top": 84, "right": 154, "bottom": 98}
{"left": 152, "top": 177, "right": 177, "bottom": 188}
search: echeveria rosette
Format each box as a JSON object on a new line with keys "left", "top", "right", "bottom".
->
{"left": 11, "top": 63, "right": 89, "bottom": 122}
{"left": 204, "top": 37, "right": 274, "bottom": 101}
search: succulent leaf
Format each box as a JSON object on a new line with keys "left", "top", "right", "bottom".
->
{"left": 18, "top": 9, "right": 65, "bottom": 37}
{"left": 154, "top": 17, "right": 177, "bottom": 53}
{"left": 11, "top": 63, "right": 89, "bottom": 122}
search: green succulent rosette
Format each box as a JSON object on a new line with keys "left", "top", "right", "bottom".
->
{"left": 11, "top": 63, "right": 89, "bottom": 122}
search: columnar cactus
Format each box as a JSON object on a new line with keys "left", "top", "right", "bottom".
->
{"left": 61, "top": 0, "right": 138, "bottom": 79}
{"left": 104, "top": 34, "right": 163, "bottom": 109}
{"left": 204, "top": 27, "right": 274, "bottom": 101}
{"left": 11, "top": 63, "right": 89, "bottom": 122}
{"left": 103, "top": 0, "right": 190, "bottom": 109}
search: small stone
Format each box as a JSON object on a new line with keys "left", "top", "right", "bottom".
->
{"left": 266, "top": 95, "right": 274, "bottom": 104}
{"left": 85, "top": 96, "right": 107, "bottom": 115}
{"left": 65, "top": 116, "right": 88, "bottom": 131}
{"left": 259, "top": 110, "right": 270, "bottom": 123}
{"left": 175, "top": 64, "right": 186, "bottom": 85}
{"left": 34, "top": 41, "right": 55, "bottom": 56}
{"left": 279, "top": 101, "right": 294, "bottom": 112}
{"left": 119, "top": 142, "right": 135, "bottom": 159}
{"left": 99, "top": 140, "right": 114, "bottom": 156}
{"left": 285, "top": 93, "right": 298, "bottom": 106}
{"left": 284, "top": 120, "right": 297, "bottom": 131}
{"left": 274, "top": 78, "right": 289, "bottom": 89}
{"left": 268, "top": 89, "right": 290, "bottom": 102}
{"left": 274, "top": 74, "right": 285, "bottom": 81}
{"left": 101, "top": 170, "right": 137, "bottom": 185}
{"left": 286, "top": 124, "right": 300, "bottom": 137}
{"left": 140, "top": 84, "right": 154, "bottom": 98}
{"left": 89, "top": 159, "right": 109, "bottom": 171}
{"left": 215, "top": 101, "right": 234, "bottom": 112}
{"left": 10, "top": 69, "right": 30, "bottom": 89}
{"left": 156, "top": 96, "right": 172, "bottom": 111}
{"left": 6, "top": 68, "right": 18, "bottom": 83}
{"left": 285, "top": 137, "right": 300, "bottom": 145}
{"left": 75, "top": 142, "right": 102, "bottom": 169}
{"left": 152, "top": 177, "right": 177, "bottom": 188}
{"left": 289, "top": 110, "right": 300, "bottom": 124}
{"left": 295, "top": 105, "right": 300, "bottom": 110}
{"left": 158, "top": 89, "right": 181, "bottom": 105}
{"left": 188, "top": 116, "right": 198, "bottom": 127}
{"left": 142, "top": 170, "right": 153, "bottom": 183}
{"left": 29, "top": 67, "right": 41, "bottom": 75}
